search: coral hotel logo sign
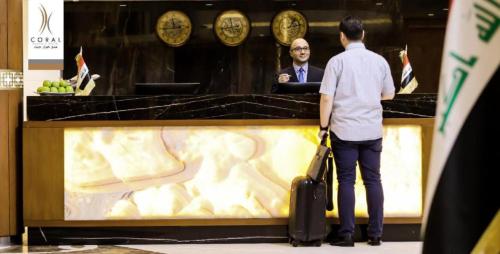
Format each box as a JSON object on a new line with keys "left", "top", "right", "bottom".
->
{"left": 28, "top": 0, "right": 64, "bottom": 70}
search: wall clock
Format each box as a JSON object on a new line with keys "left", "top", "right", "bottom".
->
{"left": 156, "top": 10, "right": 192, "bottom": 47}
{"left": 214, "top": 10, "right": 251, "bottom": 46}
{"left": 272, "top": 10, "right": 308, "bottom": 46}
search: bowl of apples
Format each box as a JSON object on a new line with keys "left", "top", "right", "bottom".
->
{"left": 36, "top": 80, "right": 75, "bottom": 96}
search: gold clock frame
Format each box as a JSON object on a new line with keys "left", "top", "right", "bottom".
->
{"left": 156, "top": 10, "right": 192, "bottom": 47}
{"left": 213, "top": 10, "right": 251, "bottom": 47}
{"left": 271, "top": 10, "right": 308, "bottom": 46}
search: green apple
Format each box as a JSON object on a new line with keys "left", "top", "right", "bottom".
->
{"left": 50, "top": 87, "right": 58, "bottom": 93}
{"left": 51, "top": 81, "right": 60, "bottom": 88}
{"left": 36, "top": 86, "right": 45, "bottom": 93}
{"left": 40, "top": 86, "right": 50, "bottom": 92}
{"left": 58, "top": 87, "right": 66, "bottom": 93}
{"left": 66, "top": 86, "right": 74, "bottom": 93}
{"left": 43, "top": 80, "right": 51, "bottom": 87}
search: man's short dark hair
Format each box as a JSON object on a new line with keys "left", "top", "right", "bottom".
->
{"left": 339, "top": 16, "right": 364, "bottom": 40}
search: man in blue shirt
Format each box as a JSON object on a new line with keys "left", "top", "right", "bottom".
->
{"left": 319, "top": 16, "right": 395, "bottom": 247}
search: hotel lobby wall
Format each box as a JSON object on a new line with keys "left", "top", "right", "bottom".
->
{"left": 0, "top": 89, "right": 22, "bottom": 236}
{"left": 0, "top": 0, "right": 22, "bottom": 235}
{"left": 61, "top": 1, "right": 447, "bottom": 95}
{"left": 0, "top": 0, "right": 22, "bottom": 69}
{"left": 23, "top": 118, "right": 433, "bottom": 227}
{"left": 403, "top": 19, "right": 446, "bottom": 94}
{"left": 21, "top": 0, "right": 61, "bottom": 120}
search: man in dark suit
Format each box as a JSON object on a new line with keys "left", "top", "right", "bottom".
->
{"left": 273, "top": 38, "right": 324, "bottom": 92}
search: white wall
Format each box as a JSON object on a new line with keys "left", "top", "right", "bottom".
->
{"left": 22, "top": 0, "right": 61, "bottom": 120}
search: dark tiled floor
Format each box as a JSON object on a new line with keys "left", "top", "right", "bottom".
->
{"left": 0, "top": 242, "right": 423, "bottom": 253}
{"left": 0, "top": 245, "right": 161, "bottom": 254}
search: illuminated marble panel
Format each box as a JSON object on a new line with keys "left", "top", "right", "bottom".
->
{"left": 64, "top": 125, "right": 421, "bottom": 220}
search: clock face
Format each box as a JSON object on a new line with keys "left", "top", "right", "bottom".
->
{"left": 156, "top": 11, "right": 192, "bottom": 47}
{"left": 214, "top": 10, "right": 250, "bottom": 46}
{"left": 272, "top": 10, "right": 308, "bottom": 46}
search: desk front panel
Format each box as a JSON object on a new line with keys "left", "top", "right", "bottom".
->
{"left": 24, "top": 119, "right": 433, "bottom": 226}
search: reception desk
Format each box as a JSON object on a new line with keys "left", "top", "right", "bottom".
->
{"left": 23, "top": 94, "right": 435, "bottom": 243}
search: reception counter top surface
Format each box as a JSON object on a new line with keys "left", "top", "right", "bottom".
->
{"left": 27, "top": 93, "right": 436, "bottom": 121}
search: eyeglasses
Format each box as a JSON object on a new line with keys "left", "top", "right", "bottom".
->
{"left": 291, "top": 46, "right": 310, "bottom": 52}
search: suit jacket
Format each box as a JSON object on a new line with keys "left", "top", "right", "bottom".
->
{"left": 272, "top": 64, "right": 325, "bottom": 93}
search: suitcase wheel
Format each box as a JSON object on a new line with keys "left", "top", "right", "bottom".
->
{"left": 314, "top": 240, "right": 322, "bottom": 247}
{"left": 291, "top": 239, "right": 299, "bottom": 247}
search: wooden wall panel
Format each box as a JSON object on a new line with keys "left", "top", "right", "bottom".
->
{"left": 0, "top": 0, "right": 22, "bottom": 69}
{"left": 406, "top": 27, "right": 446, "bottom": 93}
{"left": 7, "top": 0, "right": 22, "bottom": 69}
{"left": 0, "top": 89, "right": 22, "bottom": 236}
{"left": 23, "top": 127, "right": 64, "bottom": 222}
{"left": 0, "top": 0, "right": 7, "bottom": 68}
{"left": 8, "top": 89, "right": 21, "bottom": 234}
{"left": 0, "top": 92, "right": 9, "bottom": 235}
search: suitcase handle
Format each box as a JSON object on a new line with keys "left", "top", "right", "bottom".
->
{"left": 326, "top": 156, "right": 334, "bottom": 211}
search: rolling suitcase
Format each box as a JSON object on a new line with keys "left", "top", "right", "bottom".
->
{"left": 288, "top": 176, "right": 327, "bottom": 247}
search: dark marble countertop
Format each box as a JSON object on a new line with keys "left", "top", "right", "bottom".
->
{"left": 27, "top": 94, "right": 436, "bottom": 121}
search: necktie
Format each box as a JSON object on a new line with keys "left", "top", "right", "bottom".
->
{"left": 298, "top": 67, "right": 305, "bottom": 83}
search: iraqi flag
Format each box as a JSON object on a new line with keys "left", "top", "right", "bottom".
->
{"left": 398, "top": 45, "right": 418, "bottom": 94}
{"left": 422, "top": 0, "right": 500, "bottom": 253}
{"left": 74, "top": 47, "right": 96, "bottom": 96}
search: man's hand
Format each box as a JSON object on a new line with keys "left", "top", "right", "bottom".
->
{"left": 318, "top": 130, "right": 328, "bottom": 140}
{"left": 278, "top": 73, "right": 291, "bottom": 83}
